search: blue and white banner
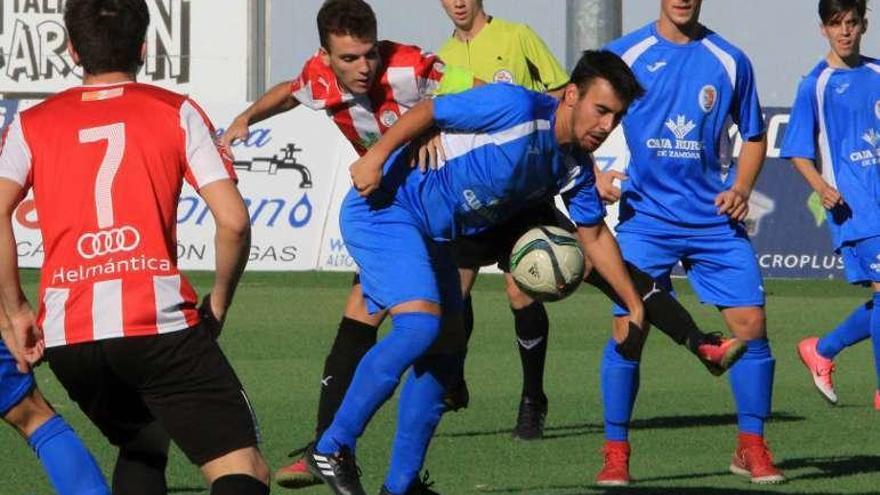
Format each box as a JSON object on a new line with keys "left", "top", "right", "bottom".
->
{"left": 0, "top": 100, "right": 848, "bottom": 279}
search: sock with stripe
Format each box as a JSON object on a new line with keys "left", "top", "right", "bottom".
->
{"left": 315, "top": 317, "right": 379, "bottom": 440}
{"left": 513, "top": 301, "right": 549, "bottom": 403}
{"left": 317, "top": 312, "right": 441, "bottom": 454}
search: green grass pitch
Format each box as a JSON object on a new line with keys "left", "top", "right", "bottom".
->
{"left": 2, "top": 270, "right": 880, "bottom": 494}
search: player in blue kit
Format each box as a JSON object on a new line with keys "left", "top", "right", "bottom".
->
{"left": 781, "top": 0, "right": 880, "bottom": 410}
{"left": 596, "top": 0, "right": 784, "bottom": 485}
{"left": 0, "top": 335, "right": 109, "bottom": 494}
{"left": 303, "top": 50, "right": 646, "bottom": 495}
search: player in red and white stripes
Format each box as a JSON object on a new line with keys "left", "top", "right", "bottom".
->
{"left": 0, "top": 1, "right": 270, "bottom": 494}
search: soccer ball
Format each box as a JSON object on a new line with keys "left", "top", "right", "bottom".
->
{"left": 509, "top": 226, "right": 585, "bottom": 302}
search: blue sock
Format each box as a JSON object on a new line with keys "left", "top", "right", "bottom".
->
{"left": 817, "top": 301, "right": 872, "bottom": 359}
{"left": 384, "top": 353, "right": 463, "bottom": 494}
{"left": 317, "top": 312, "right": 441, "bottom": 454}
{"left": 729, "top": 338, "right": 774, "bottom": 436}
{"left": 28, "top": 415, "right": 110, "bottom": 495}
{"left": 600, "top": 339, "right": 640, "bottom": 441}
{"left": 871, "top": 293, "right": 880, "bottom": 390}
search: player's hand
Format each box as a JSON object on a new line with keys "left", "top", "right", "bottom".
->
{"left": 219, "top": 115, "right": 250, "bottom": 154}
{"left": 199, "top": 293, "right": 225, "bottom": 340}
{"left": 409, "top": 129, "right": 446, "bottom": 172}
{"left": 350, "top": 150, "right": 386, "bottom": 197}
{"left": 715, "top": 188, "right": 749, "bottom": 222}
{"left": 818, "top": 184, "right": 844, "bottom": 209}
{"left": 596, "top": 170, "right": 627, "bottom": 203}
{"left": 3, "top": 305, "right": 43, "bottom": 373}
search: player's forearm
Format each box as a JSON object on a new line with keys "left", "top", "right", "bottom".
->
{"left": 236, "top": 81, "right": 299, "bottom": 126}
{"left": 0, "top": 215, "right": 28, "bottom": 314}
{"left": 790, "top": 157, "right": 830, "bottom": 193}
{"left": 732, "top": 136, "right": 767, "bottom": 195}
{"left": 370, "top": 99, "right": 436, "bottom": 159}
{"left": 577, "top": 223, "right": 644, "bottom": 321}
{"left": 211, "top": 220, "right": 250, "bottom": 315}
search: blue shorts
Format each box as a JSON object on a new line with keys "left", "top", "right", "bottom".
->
{"left": 840, "top": 236, "right": 880, "bottom": 285}
{"left": 613, "top": 229, "right": 765, "bottom": 315}
{"left": 341, "top": 191, "right": 462, "bottom": 314}
{"left": 0, "top": 340, "right": 35, "bottom": 416}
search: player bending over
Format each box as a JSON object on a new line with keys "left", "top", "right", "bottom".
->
{"left": 304, "top": 50, "right": 646, "bottom": 495}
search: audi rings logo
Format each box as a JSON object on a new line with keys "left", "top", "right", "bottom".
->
{"left": 77, "top": 226, "right": 141, "bottom": 259}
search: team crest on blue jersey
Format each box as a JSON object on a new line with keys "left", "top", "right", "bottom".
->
{"left": 698, "top": 85, "right": 717, "bottom": 113}
{"left": 493, "top": 69, "right": 514, "bottom": 84}
{"left": 380, "top": 110, "right": 399, "bottom": 127}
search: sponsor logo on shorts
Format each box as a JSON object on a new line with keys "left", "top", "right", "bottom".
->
{"left": 698, "top": 85, "right": 717, "bottom": 113}
{"left": 493, "top": 69, "right": 514, "bottom": 84}
{"left": 77, "top": 226, "right": 141, "bottom": 259}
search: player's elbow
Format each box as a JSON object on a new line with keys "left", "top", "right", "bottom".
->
{"left": 216, "top": 208, "right": 251, "bottom": 241}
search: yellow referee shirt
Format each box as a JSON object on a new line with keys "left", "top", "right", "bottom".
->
{"left": 438, "top": 17, "right": 569, "bottom": 92}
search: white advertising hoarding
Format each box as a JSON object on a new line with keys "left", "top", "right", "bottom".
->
{"left": 0, "top": 0, "right": 248, "bottom": 102}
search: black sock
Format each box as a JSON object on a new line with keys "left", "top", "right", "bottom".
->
{"left": 584, "top": 264, "right": 706, "bottom": 352}
{"left": 315, "top": 317, "right": 379, "bottom": 440}
{"left": 211, "top": 474, "right": 269, "bottom": 495}
{"left": 513, "top": 301, "right": 548, "bottom": 403}
{"left": 462, "top": 294, "right": 474, "bottom": 343}
{"left": 112, "top": 426, "right": 169, "bottom": 495}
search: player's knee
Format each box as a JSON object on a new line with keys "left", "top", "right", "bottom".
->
{"left": 202, "top": 447, "right": 270, "bottom": 487}
{"left": 3, "top": 388, "right": 54, "bottom": 437}
{"left": 505, "top": 278, "right": 534, "bottom": 309}
{"left": 726, "top": 308, "right": 766, "bottom": 340}
{"left": 121, "top": 422, "right": 170, "bottom": 459}
{"left": 615, "top": 321, "right": 648, "bottom": 361}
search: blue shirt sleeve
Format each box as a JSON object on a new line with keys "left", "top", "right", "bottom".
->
{"left": 731, "top": 53, "right": 765, "bottom": 140}
{"left": 780, "top": 77, "right": 818, "bottom": 160}
{"left": 560, "top": 164, "right": 605, "bottom": 226}
{"left": 433, "top": 84, "right": 536, "bottom": 133}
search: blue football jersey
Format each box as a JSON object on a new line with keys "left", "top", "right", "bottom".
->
{"left": 780, "top": 57, "right": 880, "bottom": 250}
{"left": 605, "top": 23, "right": 765, "bottom": 235}
{"left": 372, "top": 83, "right": 603, "bottom": 241}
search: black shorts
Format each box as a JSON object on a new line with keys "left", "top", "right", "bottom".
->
{"left": 45, "top": 323, "right": 259, "bottom": 466}
{"left": 453, "top": 202, "right": 575, "bottom": 272}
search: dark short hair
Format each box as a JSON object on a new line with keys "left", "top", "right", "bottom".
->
{"left": 569, "top": 50, "right": 645, "bottom": 107}
{"left": 317, "top": 0, "right": 377, "bottom": 50}
{"left": 64, "top": 0, "right": 149, "bottom": 75}
{"left": 819, "top": 0, "right": 868, "bottom": 24}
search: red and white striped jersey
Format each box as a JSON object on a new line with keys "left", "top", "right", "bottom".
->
{"left": 0, "top": 82, "right": 236, "bottom": 348}
{"left": 290, "top": 40, "right": 444, "bottom": 155}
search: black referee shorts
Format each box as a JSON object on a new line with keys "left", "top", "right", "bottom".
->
{"left": 452, "top": 201, "right": 576, "bottom": 272}
{"left": 45, "top": 323, "right": 260, "bottom": 466}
